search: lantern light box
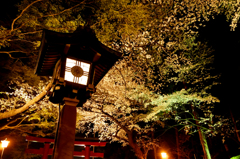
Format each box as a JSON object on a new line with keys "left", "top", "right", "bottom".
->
{"left": 35, "top": 27, "right": 122, "bottom": 103}
{"left": 65, "top": 58, "right": 90, "bottom": 85}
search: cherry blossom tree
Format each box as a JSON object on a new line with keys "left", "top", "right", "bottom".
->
{"left": 76, "top": 49, "right": 220, "bottom": 159}
{"left": 0, "top": 79, "right": 57, "bottom": 136}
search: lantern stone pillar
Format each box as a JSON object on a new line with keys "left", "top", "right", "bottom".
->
{"left": 52, "top": 97, "right": 79, "bottom": 159}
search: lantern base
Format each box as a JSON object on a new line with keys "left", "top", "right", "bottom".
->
{"left": 49, "top": 83, "right": 94, "bottom": 106}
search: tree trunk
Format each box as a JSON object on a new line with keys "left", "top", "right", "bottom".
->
{"left": 103, "top": 112, "right": 145, "bottom": 159}
{"left": 175, "top": 127, "right": 180, "bottom": 159}
{"left": 183, "top": 81, "right": 211, "bottom": 159}
{"left": 153, "top": 146, "right": 157, "bottom": 159}
{"left": 230, "top": 109, "right": 240, "bottom": 142}
{"left": 128, "top": 129, "right": 144, "bottom": 159}
{"left": 223, "top": 143, "right": 231, "bottom": 159}
{"left": 208, "top": 137, "right": 212, "bottom": 149}
{"left": 191, "top": 105, "right": 211, "bottom": 159}
{"left": 151, "top": 129, "right": 157, "bottom": 159}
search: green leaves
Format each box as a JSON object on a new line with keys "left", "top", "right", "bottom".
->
{"left": 92, "top": 0, "right": 150, "bottom": 44}
{"left": 230, "top": 155, "right": 240, "bottom": 159}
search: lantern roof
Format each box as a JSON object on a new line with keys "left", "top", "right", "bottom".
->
{"left": 35, "top": 27, "right": 122, "bottom": 85}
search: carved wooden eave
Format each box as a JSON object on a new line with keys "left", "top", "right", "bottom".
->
{"left": 35, "top": 27, "right": 122, "bottom": 86}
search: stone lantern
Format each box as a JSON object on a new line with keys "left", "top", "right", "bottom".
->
{"left": 35, "top": 27, "right": 122, "bottom": 159}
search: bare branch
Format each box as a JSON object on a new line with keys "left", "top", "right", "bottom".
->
{"left": 40, "top": 1, "right": 85, "bottom": 18}
{"left": 16, "top": 116, "right": 29, "bottom": 127}
{"left": 11, "top": 0, "right": 42, "bottom": 31}
{"left": 0, "top": 50, "right": 34, "bottom": 59}
{"left": 0, "top": 51, "right": 30, "bottom": 54}
{"left": 17, "top": 30, "right": 42, "bottom": 36}
{"left": 8, "top": 39, "right": 38, "bottom": 44}
{"left": 0, "top": 115, "right": 28, "bottom": 131}
{"left": 12, "top": 1, "right": 86, "bottom": 31}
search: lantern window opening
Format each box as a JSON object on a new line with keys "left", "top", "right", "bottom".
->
{"left": 1, "top": 139, "right": 9, "bottom": 148}
{"left": 64, "top": 58, "right": 90, "bottom": 85}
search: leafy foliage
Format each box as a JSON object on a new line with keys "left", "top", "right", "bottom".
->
{"left": 0, "top": 0, "right": 87, "bottom": 87}
{"left": 231, "top": 155, "right": 240, "bottom": 159}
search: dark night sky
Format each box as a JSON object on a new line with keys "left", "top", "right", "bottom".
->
{"left": 198, "top": 15, "right": 240, "bottom": 115}
{"left": 197, "top": 15, "right": 240, "bottom": 157}
{"left": 0, "top": 0, "right": 18, "bottom": 26}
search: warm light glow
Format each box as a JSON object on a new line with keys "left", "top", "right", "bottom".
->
{"left": 1, "top": 139, "right": 9, "bottom": 148}
{"left": 64, "top": 58, "right": 90, "bottom": 85}
{"left": 161, "top": 152, "right": 168, "bottom": 159}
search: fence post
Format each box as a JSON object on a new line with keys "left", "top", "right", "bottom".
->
{"left": 42, "top": 143, "right": 50, "bottom": 159}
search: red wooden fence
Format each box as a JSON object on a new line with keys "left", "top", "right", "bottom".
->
{"left": 25, "top": 136, "right": 107, "bottom": 159}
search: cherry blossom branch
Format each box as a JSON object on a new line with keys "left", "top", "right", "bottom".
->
{"left": 0, "top": 79, "right": 54, "bottom": 120}
{"left": 100, "top": 109, "right": 130, "bottom": 134}
{"left": 113, "top": 66, "right": 127, "bottom": 98}
{"left": 113, "top": 134, "right": 128, "bottom": 143}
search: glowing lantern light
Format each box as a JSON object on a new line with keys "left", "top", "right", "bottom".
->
{"left": 161, "top": 152, "right": 168, "bottom": 159}
{"left": 64, "top": 58, "right": 90, "bottom": 85}
{"left": 1, "top": 139, "right": 9, "bottom": 148}
{"left": 1, "top": 138, "right": 10, "bottom": 159}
